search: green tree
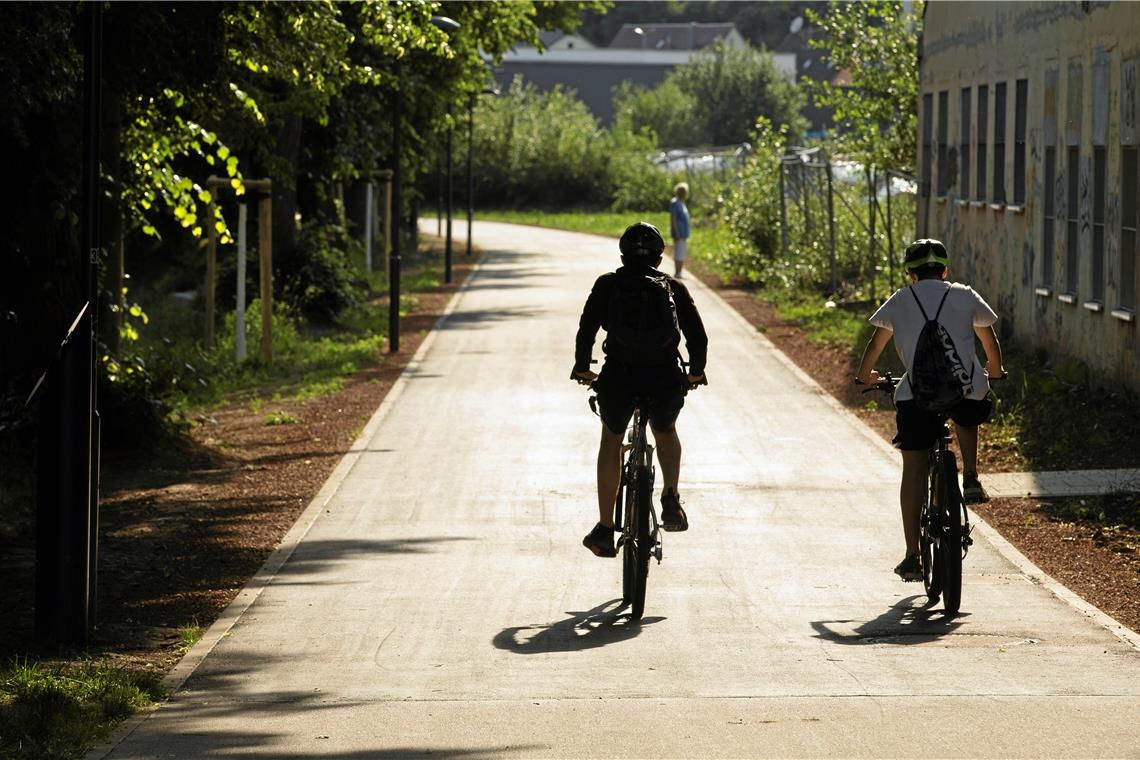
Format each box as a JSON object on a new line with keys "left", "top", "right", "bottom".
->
{"left": 614, "top": 41, "right": 806, "bottom": 149}
{"left": 805, "top": 0, "right": 922, "bottom": 170}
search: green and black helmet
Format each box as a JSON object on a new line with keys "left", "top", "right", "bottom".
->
{"left": 903, "top": 238, "right": 949, "bottom": 272}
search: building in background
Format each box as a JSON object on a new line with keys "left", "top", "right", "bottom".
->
{"left": 918, "top": 1, "right": 1140, "bottom": 390}
{"left": 774, "top": 20, "right": 838, "bottom": 140}
{"left": 607, "top": 22, "right": 746, "bottom": 51}
{"left": 491, "top": 23, "right": 793, "bottom": 126}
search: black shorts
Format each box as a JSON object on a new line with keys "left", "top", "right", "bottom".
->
{"left": 893, "top": 396, "right": 995, "bottom": 451}
{"left": 595, "top": 361, "right": 687, "bottom": 435}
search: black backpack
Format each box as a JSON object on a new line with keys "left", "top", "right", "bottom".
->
{"left": 603, "top": 272, "right": 681, "bottom": 365}
{"left": 908, "top": 286, "right": 973, "bottom": 413}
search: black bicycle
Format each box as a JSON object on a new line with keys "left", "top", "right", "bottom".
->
{"left": 614, "top": 401, "right": 662, "bottom": 620}
{"left": 862, "top": 373, "right": 973, "bottom": 614}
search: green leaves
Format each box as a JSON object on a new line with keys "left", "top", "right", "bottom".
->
{"left": 122, "top": 88, "right": 243, "bottom": 243}
{"left": 805, "top": 1, "right": 922, "bottom": 170}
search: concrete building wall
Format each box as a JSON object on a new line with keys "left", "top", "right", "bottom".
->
{"left": 919, "top": 1, "right": 1140, "bottom": 390}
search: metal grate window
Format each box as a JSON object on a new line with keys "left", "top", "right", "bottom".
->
{"left": 922, "top": 93, "right": 933, "bottom": 198}
{"left": 1067, "top": 145, "right": 1080, "bottom": 294}
{"left": 994, "top": 82, "right": 1007, "bottom": 203}
{"left": 960, "top": 87, "right": 971, "bottom": 198}
{"left": 937, "top": 90, "right": 949, "bottom": 196}
{"left": 1043, "top": 147, "right": 1056, "bottom": 287}
{"left": 1123, "top": 147, "right": 1138, "bottom": 310}
{"left": 976, "top": 85, "right": 988, "bottom": 201}
{"left": 1092, "top": 147, "right": 1106, "bottom": 302}
{"left": 1014, "top": 79, "right": 1027, "bottom": 204}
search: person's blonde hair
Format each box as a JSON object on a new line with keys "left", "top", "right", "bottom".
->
{"left": 674, "top": 182, "right": 689, "bottom": 196}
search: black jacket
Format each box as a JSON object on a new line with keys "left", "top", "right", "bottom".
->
{"left": 573, "top": 264, "right": 707, "bottom": 375}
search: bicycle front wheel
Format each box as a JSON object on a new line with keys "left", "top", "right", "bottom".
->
{"left": 938, "top": 451, "right": 964, "bottom": 614}
{"left": 921, "top": 469, "right": 941, "bottom": 603}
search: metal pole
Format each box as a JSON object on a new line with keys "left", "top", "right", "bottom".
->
{"left": 36, "top": 1, "right": 101, "bottom": 646}
{"left": 886, "top": 171, "right": 895, "bottom": 287}
{"left": 236, "top": 203, "right": 247, "bottom": 361}
{"left": 868, "top": 167, "right": 877, "bottom": 304}
{"left": 364, "top": 181, "right": 373, "bottom": 273}
{"left": 389, "top": 63, "right": 402, "bottom": 353}
{"left": 205, "top": 202, "right": 217, "bottom": 348}
{"left": 437, "top": 155, "right": 443, "bottom": 237}
{"left": 258, "top": 193, "right": 273, "bottom": 362}
{"left": 826, "top": 159, "right": 837, "bottom": 294}
{"left": 445, "top": 102, "right": 454, "bottom": 284}
{"left": 466, "top": 92, "right": 474, "bottom": 257}
{"left": 778, "top": 159, "right": 789, "bottom": 259}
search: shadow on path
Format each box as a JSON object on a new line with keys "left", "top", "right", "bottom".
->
{"left": 810, "top": 595, "right": 967, "bottom": 644}
{"left": 493, "top": 598, "right": 663, "bottom": 654}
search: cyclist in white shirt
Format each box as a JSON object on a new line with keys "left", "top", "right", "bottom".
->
{"left": 855, "top": 239, "right": 1005, "bottom": 581}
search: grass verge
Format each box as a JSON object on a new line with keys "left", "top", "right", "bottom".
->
{"left": 0, "top": 659, "right": 165, "bottom": 759}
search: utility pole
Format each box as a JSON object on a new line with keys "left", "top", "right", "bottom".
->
{"left": 36, "top": 1, "right": 102, "bottom": 646}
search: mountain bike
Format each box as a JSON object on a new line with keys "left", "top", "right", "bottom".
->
{"left": 862, "top": 373, "right": 973, "bottom": 614}
{"left": 585, "top": 391, "right": 662, "bottom": 621}
{"left": 614, "top": 401, "right": 662, "bottom": 620}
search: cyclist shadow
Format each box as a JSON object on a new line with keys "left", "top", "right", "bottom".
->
{"left": 810, "top": 595, "right": 968, "bottom": 645}
{"left": 492, "top": 598, "right": 664, "bottom": 654}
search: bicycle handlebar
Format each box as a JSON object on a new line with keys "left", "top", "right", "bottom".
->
{"left": 855, "top": 372, "right": 899, "bottom": 394}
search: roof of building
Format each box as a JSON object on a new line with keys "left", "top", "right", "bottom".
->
{"left": 609, "top": 22, "right": 740, "bottom": 51}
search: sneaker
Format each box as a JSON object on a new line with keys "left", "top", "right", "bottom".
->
{"left": 962, "top": 471, "right": 988, "bottom": 504}
{"left": 893, "top": 554, "right": 923, "bottom": 582}
{"left": 582, "top": 523, "right": 617, "bottom": 557}
{"left": 661, "top": 490, "right": 688, "bottom": 532}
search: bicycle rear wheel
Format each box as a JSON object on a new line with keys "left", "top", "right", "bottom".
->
{"left": 626, "top": 465, "right": 652, "bottom": 620}
{"left": 938, "top": 451, "right": 964, "bottom": 614}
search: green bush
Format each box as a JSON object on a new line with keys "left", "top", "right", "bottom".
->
{"left": 280, "top": 222, "right": 366, "bottom": 324}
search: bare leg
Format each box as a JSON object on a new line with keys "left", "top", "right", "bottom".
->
{"left": 955, "top": 424, "right": 978, "bottom": 473}
{"left": 900, "top": 450, "right": 928, "bottom": 556}
{"left": 650, "top": 425, "right": 681, "bottom": 492}
{"left": 597, "top": 425, "right": 623, "bottom": 527}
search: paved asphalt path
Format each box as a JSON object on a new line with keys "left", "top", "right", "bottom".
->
{"left": 97, "top": 222, "right": 1140, "bottom": 759}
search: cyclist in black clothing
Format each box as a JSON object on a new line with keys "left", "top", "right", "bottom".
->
{"left": 571, "top": 222, "right": 708, "bottom": 557}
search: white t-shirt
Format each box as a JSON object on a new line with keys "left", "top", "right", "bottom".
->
{"left": 868, "top": 279, "right": 998, "bottom": 402}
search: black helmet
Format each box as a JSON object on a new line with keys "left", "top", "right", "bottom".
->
{"left": 619, "top": 222, "right": 665, "bottom": 259}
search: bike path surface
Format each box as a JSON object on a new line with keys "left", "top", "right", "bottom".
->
{"left": 98, "top": 221, "right": 1140, "bottom": 759}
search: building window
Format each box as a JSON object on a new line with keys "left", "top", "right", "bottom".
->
{"left": 1014, "top": 79, "right": 1028, "bottom": 204}
{"left": 937, "top": 90, "right": 949, "bottom": 195}
{"left": 1122, "top": 147, "right": 1138, "bottom": 310}
{"left": 960, "top": 87, "right": 971, "bottom": 198}
{"left": 994, "top": 82, "right": 1007, "bottom": 203}
{"left": 976, "top": 85, "right": 988, "bottom": 201}
{"left": 1092, "top": 146, "right": 1106, "bottom": 303}
{"left": 1043, "top": 147, "right": 1056, "bottom": 287}
{"left": 922, "top": 93, "right": 933, "bottom": 198}
{"left": 1067, "top": 145, "right": 1080, "bottom": 294}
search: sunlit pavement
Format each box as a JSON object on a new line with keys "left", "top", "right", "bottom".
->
{"left": 94, "top": 221, "right": 1140, "bottom": 759}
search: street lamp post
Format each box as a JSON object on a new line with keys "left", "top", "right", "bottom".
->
{"left": 465, "top": 92, "right": 473, "bottom": 259}
{"left": 466, "top": 85, "right": 499, "bottom": 258}
{"left": 445, "top": 101, "right": 454, "bottom": 283}
{"left": 389, "top": 15, "right": 460, "bottom": 353}
{"left": 389, "top": 60, "right": 403, "bottom": 353}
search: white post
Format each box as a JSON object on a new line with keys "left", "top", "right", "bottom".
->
{"left": 364, "top": 181, "right": 374, "bottom": 273}
{"left": 236, "top": 203, "right": 247, "bottom": 361}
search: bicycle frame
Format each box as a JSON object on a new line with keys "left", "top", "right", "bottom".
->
{"left": 614, "top": 406, "right": 661, "bottom": 619}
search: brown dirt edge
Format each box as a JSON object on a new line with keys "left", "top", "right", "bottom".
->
{"left": 689, "top": 263, "right": 1139, "bottom": 637}
{"left": 0, "top": 242, "right": 483, "bottom": 674}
